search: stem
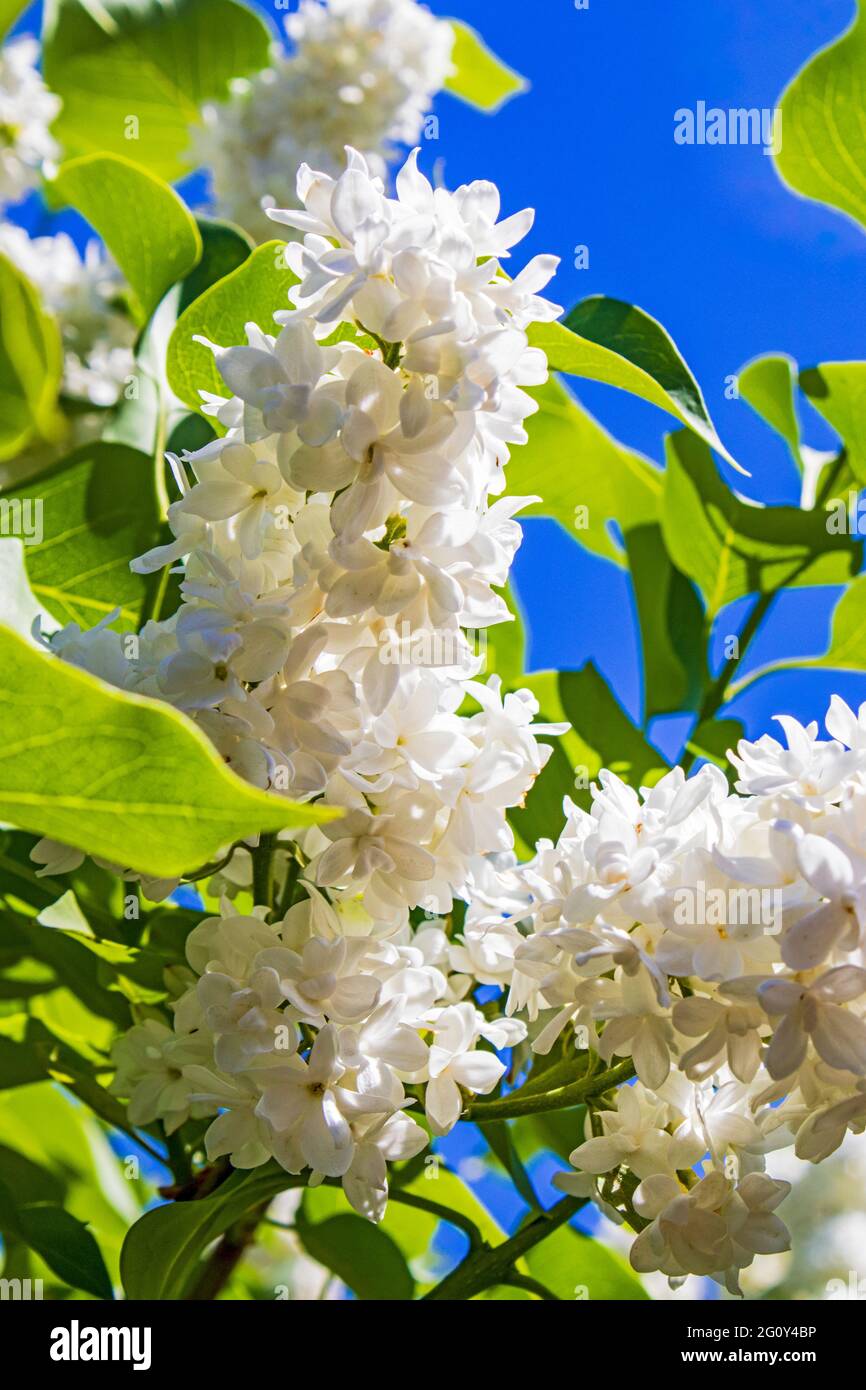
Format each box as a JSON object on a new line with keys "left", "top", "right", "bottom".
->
{"left": 183, "top": 840, "right": 245, "bottom": 884}
{"left": 680, "top": 589, "right": 778, "bottom": 773}
{"left": 423, "top": 1195, "right": 584, "bottom": 1301}
{"left": 276, "top": 852, "right": 304, "bottom": 919}
{"left": 501, "top": 1273, "right": 561, "bottom": 1300}
{"left": 252, "top": 833, "right": 277, "bottom": 911}
{"left": 813, "top": 450, "right": 849, "bottom": 510}
{"left": 388, "top": 1187, "right": 484, "bottom": 1252}
{"left": 184, "top": 1200, "right": 270, "bottom": 1301}
{"left": 463, "top": 1058, "right": 635, "bottom": 1122}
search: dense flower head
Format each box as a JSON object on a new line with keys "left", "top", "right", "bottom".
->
{"left": 34, "top": 148, "right": 559, "bottom": 1222}
{"left": 0, "top": 36, "right": 59, "bottom": 206}
{"left": 495, "top": 699, "right": 866, "bottom": 1291}
{"left": 193, "top": 0, "right": 455, "bottom": 241}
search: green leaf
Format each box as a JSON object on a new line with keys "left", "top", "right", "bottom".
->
{"left": 518, "top": 1107, "right": 586, "bottom": 1165}
{"left": 485, "top": 581, "right": 527, "bottom": 688}
{"left": 0, "top": 1083, "right": 141, "bottom": 1263}
{"left": 661, "top": 430, "right": 861, "bottom": 617}
{"left": 390, "top": 1168, "right": 507, "bottom": 1256}
{"left": 625, "top": 523, "right": 706, "bottom": 718}
{"left": 121, "top": 1164, "right": 294, "bottom": 1298}
{"left": 0, "top": 1144, "right": 65, "bottom": 1206}
{"left": 167, "top": 240, "right": 298, "bottom": 415}
{"left": 0, "top": 915, "right": 130, "bottom": 1026}
{"left": 479, "top": 1120, "right": 540, "bottom": 1210}
{"left": 530, "top": 297, "right": 738, "bottom": 470}
{"left": 685, "top": 718, "right": 745, "bottom": 772}
{"left": 508, "top": 665, "right": 668, "bottom": 851}
{"left": 509, "top": 378, "right": 662, "bottom": 567}
{"left": 0, "top": 1033, "right": 48, "bottom": 1089}
{"left": 0, "top": 1183, "right": 114, "bottom": 1299}
{"left": 800, "top": 362, "right": 866, "bottom": 484}
{"left": 178, "top": 219, "right": 253, "bottom": 315}
{"left": 775, "top": 3, "right": 866, "bottom": 232}
{"left": 296, "top": 1207, "right": 415, "bottom": 1301}
{"left": 444, "top": 20, "right": 526, "bottom": 112}
{"left": 808, "top": 573, "right": 866, "bottom": 671}
{"left": 0, "top": 624, "right": 337, "bottom": 877}
{"left": 557, "top": 665, "right": 668, "bottom": 791}
{"left": 0, "top": 0, "right": 28, "bottom": 40}
{"left": 52, "top": 154, "right": 202, "bottom": 323}
{"left": 525, "top": 1225, "right": 648, "bottom": 1301}
{"left": 42, "top": 0, "right": 273, "bottom": 182}
{"left": 730, "top": 573, "right": 866, "bottom": 697}
{"left": 738, "top": 353, "right": 803, "bottom": 468}
{"left": 3, "top": 442, "right": 162, "bottom": 632}
{"left": 0, "top": 252, "right": 64, "bottom": 461}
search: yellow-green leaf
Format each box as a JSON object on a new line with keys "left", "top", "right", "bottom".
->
{"left": 42, "top": 0, "right": 272, "bottom": 182}
{"left": 0, "top": 253, "right": 64, "bottom": 462}
{"left": 739, "top": 353, "right": 803, "bottom": 469}
{"left": 800, "top": 361, "right": 866, "bottom": 484}
{"left": 661, "top": 430, "right": 861, "bottom": 617}
{"left": 167, "top": 240, "right": 297, "bottom": 415}
{"left": 52, "top": 154, "right": 202, "bottom": 323}
{"left": 531, "top": 297, "right": 739, "bottom": 470}
{"left": 3, "top": 441, "right": 163, "bottom": 632}
{"left": 0, "top": 625, "right": 337, "bottom": 877}
{"left": 510, "top": 377, "right": 662, "bottom": 567}
{"left": 775, "top": 3, "right": 866, "bottom": 231}
{"left": 444, "top": 20, "right": 526, "bottom": 112}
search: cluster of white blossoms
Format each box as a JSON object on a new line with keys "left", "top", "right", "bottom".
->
{"left": 34, "top": 143, "right": 866, "bottom": 1295}
{"left": 36, "top": 148, "right": 563, "bottom": 1217}
{"left": 0, "top": 36, "right": 59, "bottom": 207}
{"left": 192, "top": 0, "right": 454, "bottom": 241}
{"left": 0, "top": 223, "right": 136, "bottom": 405}
{"left": 468, "top": 698, "right": 866, "bottom": 1293}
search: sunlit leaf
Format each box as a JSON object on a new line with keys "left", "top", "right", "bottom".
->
{"left": 42, "top": 0, "right": 273, "bottom": 181}
{"left": 775, "top": 3, "right": 866, "bottom": 231}
{"left": 444, "top": 20, "right": 526, "bottom": 111}
{"left": 661, "top": 430, "right": 861, "bottom": 617}
{"left": 52, "top": 154, "right": 202, "bottom": 323}
{"left": 531, "top": 297, "right": 738, "bottom": 469}
{"left": 0, "top": 626, "right": 338, "bottom": 878}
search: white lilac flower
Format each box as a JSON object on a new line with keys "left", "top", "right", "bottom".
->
{"left": 0, "top": 37, "right": 59, "bottom": 207}
{"left": 192, "top": 0, "right": 455, "bottom": 242}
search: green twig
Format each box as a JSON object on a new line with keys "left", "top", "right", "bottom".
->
{"left": 422, "top": 1196, "right": 584, "bottom": 1301}
{"left": 501, "top": 1272, "right": 561, "bottom": 1300}
{"left": 252, "top": 833, "right": 277, "bottom": 912}
{"left": 462, "top": 1058, "right": 635, "bottom": 1123}
{"left": 388, "top": 1187, "right": 484, "bottom": 1252}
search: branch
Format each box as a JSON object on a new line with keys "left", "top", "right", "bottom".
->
{"left": 501, "top": 1272, "right": 561, "bottom": 1300}
{"left": 252, "top": 833, "right": 277, "bottom": 910}
{"left": 183, "top": 1199, "right": 271, "bottom": 1301}
{"left": 462, "top": 1057, "right": 635, "bottom": 1122}
{"left": 388, "top": 1188, "right": 484, "bottom": 1251}
{"left": 423, "top": 1195, "right": 584, "bottom": 1301}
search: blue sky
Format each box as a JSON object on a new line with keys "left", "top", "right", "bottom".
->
{"left": 9, "top": 0, "right": 866, "bottom": 751}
